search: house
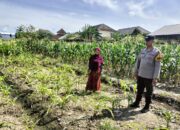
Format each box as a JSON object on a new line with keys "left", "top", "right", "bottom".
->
{"left": 58, "top": 34, "right": 69, "bottom": 40}
{"left": 150, "top": 24, "right": 180, "bottom": 41}
{"left": 53, "top": 28, "right": 66, "bottom": 40}
{"left": 118, "top": 26, "right": 150, "bottom": 36}
{"left": 0, "top": 32, "right": 15, "bottom": 39}
{"left": 93, "top": 24, "right": 116, "bottom": 38}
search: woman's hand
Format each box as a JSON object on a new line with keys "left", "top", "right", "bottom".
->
{"left": 152, "top": 79, "right": 157, "bottom": 86}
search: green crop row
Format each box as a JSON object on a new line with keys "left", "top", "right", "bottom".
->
{"left": 0, "top": 36, "right": 179, "bottom": 84}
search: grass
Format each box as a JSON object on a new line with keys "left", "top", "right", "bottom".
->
{"left": 99, "top": 120, "right": 119, "bottom": 130}
{"left": 0, "top": 77, "right": 37, "bottom": 130}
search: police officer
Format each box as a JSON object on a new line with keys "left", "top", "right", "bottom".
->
{"left": 130, "top": 35, "right": 162, "bottom": 113}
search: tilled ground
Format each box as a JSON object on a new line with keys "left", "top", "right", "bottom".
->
{"left": 0, "top": 54, "right": 180, "bottom": 130}
{"left": 1, "top": 75, "right": 180, "bottom": 130}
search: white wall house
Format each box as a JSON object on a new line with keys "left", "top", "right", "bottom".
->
{"left": 93, "top": 24, "right": 116, "bottom": 39}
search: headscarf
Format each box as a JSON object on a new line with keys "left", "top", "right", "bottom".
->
{"left": 94, "top": 48, "right": 103, "bottom": 65}
{"left": 95, "top": 47, "right": 101, "bottom": 52}
{"left": 89, "top": 48, "right": 104, "bottom": 71}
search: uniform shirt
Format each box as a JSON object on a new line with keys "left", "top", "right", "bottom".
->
{"left": 134, "top": 47, "right": 161, "bottom": 79}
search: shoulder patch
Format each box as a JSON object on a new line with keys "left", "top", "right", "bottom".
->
{"left": 155, "top": 52, "right": 163, "bottom": 61}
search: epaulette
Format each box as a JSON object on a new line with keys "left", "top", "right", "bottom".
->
{"left": 155, "top": 51, "right": 163, "bottom": 62}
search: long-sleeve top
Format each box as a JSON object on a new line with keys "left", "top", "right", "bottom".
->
{"left": 89, "top": 54, "right": 104, "bottom": 72}
{"left": 134, "top": 47, "right": 161, "bottom": 79}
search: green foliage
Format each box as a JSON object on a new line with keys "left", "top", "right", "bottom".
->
{"left": 0, "top": 122, "right": 9, "bottom": 129}
{"left": 158, "top": 109, "right": 176, "bottom": 129}
{"left": 0, "top": 38, "right": 179, "bottom": 129}
{"left": 112, "top": 98, "right": 123, "bottom": 110}
{"left": 0, "top": 76, "right": 11, "bottom": 96}
{"left": 112, "top": 32, "right": 122, "bottom": 41}
{"left": 126, "top": 92, "right": 134, "bottom": 105}
{"left": 15, "top": 25, "right": 53, "bottom": 40}
{"left": 0, "top": 36, "right": 179, "bottom": 83}
{"left": 50, "top": 94, "right": 73, "bottom": 108}
{"left": 15, "top": 25, "right": 37, "bottom": 39}
{"left": 36, "top": 29, "right": 54, "bottom": 40}
{"left": 80, "top": 24, "right": 101, "bottom": 42}
{"left": 99, "top": 121, "right": 118, "bottom": 130}
{"left": 92, "top": 94, "right": 114, "bottom": 118}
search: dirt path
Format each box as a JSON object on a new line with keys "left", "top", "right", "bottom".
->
{"left": 152, "top": 88, "right": 180, "bottom": 113}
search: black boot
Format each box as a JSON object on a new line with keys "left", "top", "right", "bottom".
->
{"left": 130, "top": 91, "right": 142, "bottom": 108}
{"left": 129, "top": 102, "right": 140, "bottom": 108}
{"left": 140, "top": 104, "right": 149, "bottom": 113}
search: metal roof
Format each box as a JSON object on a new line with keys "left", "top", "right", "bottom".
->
{"left": 118, "top": 26, "right": 150, "bottom": 35}
{"left": 93, "top": 24, "right": 116, "bottom": 32}
{"left": 150, "top": 24, "right": 180, "bottom": 36}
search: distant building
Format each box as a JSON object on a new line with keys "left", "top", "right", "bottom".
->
{"left": 58, "top": 34, "right": 69, "bottom": 40}
{"left": 150, "top": 24, "right": 180, "bottom": 41}
{"left": 53, "top": 28, "right": 66, "bottom": 40}
{"left": 118, "top": 26, "right": 150, "bottom": 36}
{"left": 0, "top": 33, "right": 15, "bottom": 39}
{"left": 93, "top": 24, "right": 116, "bottom": 39}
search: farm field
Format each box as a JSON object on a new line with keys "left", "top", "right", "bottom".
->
{"left": 0, "top": 37, "right": 180, "bottom": 130}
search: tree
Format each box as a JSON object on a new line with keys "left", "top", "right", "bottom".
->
{"left": 15, "top": 25, "right": 26, "bottom": 38}
{"left": 26, "top": 25, "right": 36, "bottom": 32}
{"left": 37, "top": 29, "right": 54, "bottom": 39}
{"left": 15, "top": 25, "right": 37, "bottom": 39}
{"left": 112, "top": 32, "right": 122, "bottom": 41}
{"left": 16, "top": 25, "right": 26, "bottom": 32}
{"left": 132, "top": 29, "right": 141, "bottom": 35}
{"left": 80, "top": 24, "right": 101, "bottom": 42}
{"left": 15, "top": 25, "right": 54, "bottom": 39}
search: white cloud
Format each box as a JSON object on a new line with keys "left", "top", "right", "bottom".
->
{"left": 83, "top": 14, "right": 90, "bottom": 18}
{"left": 0, "top": 3, "right": 99, "bottom": 33}
{"left": 68, "top": 12, "right": 77, "bottom": 16}
{"left": 66, "top": 12, "right": 91, "bottom": 18}
{"left": 82, "top": 0, "right": 118, "bottom": 11}
{"left": 1, "top": 0, "right": 180, "bottom": 34}
{"left": 126, "top": 0, "right": 160, "bottom": 19}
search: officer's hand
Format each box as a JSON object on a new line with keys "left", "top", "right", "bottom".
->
{"left": 152, "top": 79, "right": 157, "bottom": 86}
{"left": 134, "top": 73, "right": 138, "bottom": 80}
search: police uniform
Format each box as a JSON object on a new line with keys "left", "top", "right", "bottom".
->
{"left": 130, "top": 36, "right": 162, "bottom": 113}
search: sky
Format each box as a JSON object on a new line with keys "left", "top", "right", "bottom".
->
{"left": 0, "top": 0, "right": 180, "bottom": 34}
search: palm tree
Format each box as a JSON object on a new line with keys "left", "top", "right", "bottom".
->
{"left": 80, "top": 24, "right": 101, "bottom": 42}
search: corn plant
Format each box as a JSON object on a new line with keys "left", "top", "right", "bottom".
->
{"left": 0, "top": 38, "right": 180, "bottom": 83}
{"left": 126, "top": 92, "right": 134, "bottom": 106}
{"left": 112, "top": 98, "right": 124, "bottom": 110}
{"left": 50, "top": 94, "right": 73, "bottom": 109}
{"left": 92, "top": 95, "right": 114, "bottom": 119}
{"left": 160, "top": 110, "right": 174, "bottom": 128}
{"left": 0, "top": 76, "right": 11, "bottom": 96}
